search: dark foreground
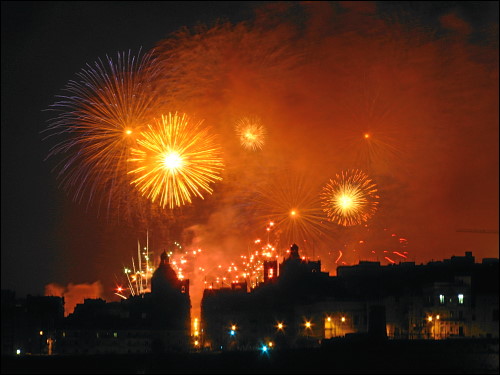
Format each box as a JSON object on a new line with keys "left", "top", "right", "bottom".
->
{"left": 2, "top": 339, "right": 498, "bottom": 374}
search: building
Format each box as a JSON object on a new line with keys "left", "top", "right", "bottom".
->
{"left": 201, "top": 245, "right": 499, "bottom": 350}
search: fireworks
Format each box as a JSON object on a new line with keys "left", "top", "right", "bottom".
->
{"left": 321, "top": 170, "right": 379, "bottom": 227}
{"left": 154, "top": 22, "right": 303, "bottom": 110}
{"left": 115, "top": 234, "right": 155, "bottom": 299}
{"left": 253, "top": 172, "right": 334, "bottom": 253}
{"left": 235, "top": 117, "right": 266, "bottom": 151}
{"left": 128, "top": 113, "right": 224, "bottom": 209}
{"left": 43, "top": 49, "right": 161, "bottom": 209}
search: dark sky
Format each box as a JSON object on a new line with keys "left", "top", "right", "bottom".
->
{"left": 2, "top": 1, "right": 498, "bottom": 301}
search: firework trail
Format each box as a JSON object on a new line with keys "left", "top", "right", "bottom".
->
{"left": 114, "top": 235, "right": 155, "bottom": 299}
{"left": 154, "top": 19, "right": 304, "bottom": 116}
{"left": 128, "top": 112, "right": 224, "bottom": 209}
{"left": 321, "top": 169, "right": 379, "bottom": 227}
{"left": 43, "top": 49, "right": 163, "bottom": 215}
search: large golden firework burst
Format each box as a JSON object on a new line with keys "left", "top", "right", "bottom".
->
{"left": 321, "top": 169, "right": 379, "bottom": 226}
{"left": 128, "top": 113, "right": 224, "bottom": 209}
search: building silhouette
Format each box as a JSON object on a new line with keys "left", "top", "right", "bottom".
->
{"left": 1, "top": 246, "right": 498, "bottom": 355}
{"left": 200, "top": 246, "right": 498, "bottom": 350}
{"left": 1, "top": 250, "right": 190, "bottom": 356}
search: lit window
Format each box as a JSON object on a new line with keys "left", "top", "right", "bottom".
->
{"left": 439, "top": 294, "right": 445, "bottom": 304}
{"left": 458, "top": 294, "right": 464, "bottom": 304}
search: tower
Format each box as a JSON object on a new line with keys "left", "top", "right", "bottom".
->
{"left": 150, "top": 250, "right": 191, "bottom": 351}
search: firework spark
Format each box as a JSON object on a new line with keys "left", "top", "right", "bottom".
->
{"left": 321, "top": 169, "right": 379, "bottom": 227}
{"left": 128, "top": 113, "right": 224, "bottom": 209}
{"left": 43, "top": 49, "right": 162, "bottom": 211}
{"left": 235, "top": 117, "right": 266, "bottom": 151}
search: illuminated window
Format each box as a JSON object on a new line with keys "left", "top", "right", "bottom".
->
{"left": 325, "top": 317, "right": 333, "bottom": 339}
{"left": 458, "top": 294, "right": 464, "bottom": 304}
{"left": 439, "top": 294, "right": 445, "bottom": 304}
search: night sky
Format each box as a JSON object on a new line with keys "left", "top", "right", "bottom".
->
{"left": 2, "top": 1, "right": 498, "bottom": 310}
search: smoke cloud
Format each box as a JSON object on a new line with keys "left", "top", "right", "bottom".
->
{"left": 45, "top": 281, "right": 103, "bottom": 316}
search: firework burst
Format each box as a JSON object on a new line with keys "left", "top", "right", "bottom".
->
{"left": 235, "top": 117, "right": 266, "bottom": 151}
{"left": 321, "top": 169, "right": 379, "bottom": 227}
{"left": 43, "top": 49, "right": 162, "bottom": 211}
{"left": 128, "top": 113, "right": 224, "bottom": 209}
{"left": 253, "top": 171, "right": 335, "bottom": 254}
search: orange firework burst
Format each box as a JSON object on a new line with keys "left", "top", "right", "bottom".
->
{"left": 43, "top": 49, "right": 161, "bottom": 209}
{"left": 128, "top": 113, "right": 224, "bottom": 209}
{"left": 235, "top": 117, "right": 266, "bottom": 151}
{"left": 253, "top": 171, "right": 334, "bottom": 252}
{"left": 321, "top": 170, "right": 379, "bottom": 226}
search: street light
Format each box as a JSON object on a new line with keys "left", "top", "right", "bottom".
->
{"left": 427, "top": 315, "right": 439, "bottom": 339}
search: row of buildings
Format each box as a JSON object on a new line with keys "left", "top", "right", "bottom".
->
{"left": 1, "top": 245, "right": 498, "bottom": 355}
{"left": 201, "top": 245, "right": 498, "bottom": 350}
